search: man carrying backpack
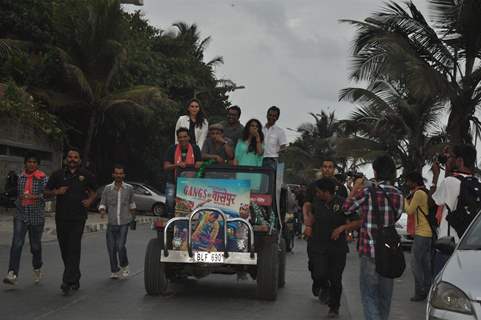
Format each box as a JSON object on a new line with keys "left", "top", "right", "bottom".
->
{"left": 431, "top": 144, "right": 480, "bottom": 274}
{"left": 404, "top": 172, "right": 434, "bottom": 302}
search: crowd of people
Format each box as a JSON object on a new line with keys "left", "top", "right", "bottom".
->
{"left": 2, "top": 101, "right": 289, "bottom": 295}
{"left": 300, "top": 144, "right": 480, "bottom": 319}
{"left": 3, "top": 97, "right": 480, "bottom": 320}
{"left": 164, "top": 100, "right": 287, "bottom": 215}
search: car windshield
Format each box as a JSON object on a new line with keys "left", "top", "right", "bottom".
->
{"left": 458, "top": 212, "right": 481, "bottom": 250}
{"left": 143, "top": 184, "right": 163, "bottom": 195}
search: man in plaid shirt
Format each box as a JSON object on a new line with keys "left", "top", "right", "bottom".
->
{"left": 343, "top": 155, "right": 403, "bottom": 320}
{"left": 3, "top": 153, "right": 48, "bottom": 286}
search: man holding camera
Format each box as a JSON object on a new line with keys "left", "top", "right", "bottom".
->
{"left": 99, "top": 165, "right": 136, "bottom": 280}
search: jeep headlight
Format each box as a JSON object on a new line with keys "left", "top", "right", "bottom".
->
{"left": 431, "top": 282, "right": 473, "bottom": 315}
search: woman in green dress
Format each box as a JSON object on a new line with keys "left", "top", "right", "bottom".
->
{"left": 234, "top": 119, "right": 264, "bottom": 190}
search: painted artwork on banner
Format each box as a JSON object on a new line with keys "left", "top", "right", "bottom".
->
{"left": 173, "top": 177, "right": 251, "bottom": 252}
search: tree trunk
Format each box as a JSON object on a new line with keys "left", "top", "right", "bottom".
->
{"left": 446, "top": 99, "right": 473, "bottom": 145}
{"left": 83, "top": 108, "right": 98, "bottom": 165}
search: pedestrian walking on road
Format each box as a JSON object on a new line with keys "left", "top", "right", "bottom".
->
{"left": 45, "top": 148, "right": 97, "bottom": 295}
{"left": 404, "top": 172, "right": 433, "bottom": 302}
{"left": 343, "top": 155, "right": 404, "bottom": 320}
{"left": 175, "top": 98, "right": 209, "bottom": 149}
{"left": 99, "top": 165, "right": 136, "bottom": 280}
{"left": 304, "top": 177, "right": 360, "bottom": 318}
{"left": 3, "top": 153, "right": 48, "bottom": 286}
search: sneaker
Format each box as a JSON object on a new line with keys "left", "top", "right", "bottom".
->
{"left": 319, "top": 288, "right": 330, "bottom": 305}
{"left": 120, "top": 266, "right": 129, "bottom": 279}
{"left": 312, "top": 282, "right": 321, "bottom": 297}
{"left": 60, "top": 282, "right": 71, "bottom": 296}
{"left": 327, "top": 308, "right": 339, "bottom": 318}
{"left": 110, "top": 272, "right": 120, "bottom": 280}
{"left": 3, "top": 271, "right": 17, "bottom": 286}
{"left": 33, "top": 269, "right": 42, "bottom": 284}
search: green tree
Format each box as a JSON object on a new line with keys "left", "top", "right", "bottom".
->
{"left": 338, "top": 79, "right": 446, "bottom": 174}
{"left": 344, "top": 0, "right": 481, "bottom": 144}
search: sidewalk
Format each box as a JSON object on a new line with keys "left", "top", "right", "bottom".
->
{"left": 0, "top": 208, "right": 160, "bottom": 246}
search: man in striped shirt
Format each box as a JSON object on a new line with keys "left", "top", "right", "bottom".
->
{"left": 343, "top": 155, "right": 403, "bottom": 320}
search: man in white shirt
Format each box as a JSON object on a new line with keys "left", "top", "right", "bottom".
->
{"left": 262, "top": 106, "right": 287, "bottom": 169}
{"left": 431, "top": 144, "right": 477, "bottom": 242}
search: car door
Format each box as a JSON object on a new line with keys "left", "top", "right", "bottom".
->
{"left": 132, "top": 183, "right": 153, "bottom": 212}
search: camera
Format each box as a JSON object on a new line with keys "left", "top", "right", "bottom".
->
{"left": 434, "top": 153, "right": 448, "bottom": 165}
{"left": 346, "top": 171, "right": 364, "bottom": 180}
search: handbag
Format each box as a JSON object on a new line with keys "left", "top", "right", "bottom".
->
{"left": 369, "top": 186, "right": 406, "bottom": 279}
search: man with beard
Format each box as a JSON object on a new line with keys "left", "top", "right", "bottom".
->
{"left": 220, "top": 105, "right": 244, "bottom": 147}
{"left": 45, "top": 148, "right": 97, "bottom": 295}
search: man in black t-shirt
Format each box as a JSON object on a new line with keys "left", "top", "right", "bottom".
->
{"left": 45, "top": 148, "right": 97, "bottom": 295}
{"left": 163, "top": 127, "right": 202, "bottom": 216}
{"left": 305, "top": 178, "right": 359, "bottom": 318}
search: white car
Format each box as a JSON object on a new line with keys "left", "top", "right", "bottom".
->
{"left": 395, "top": 212, "right": 413, "bottom": 248}
{"left": 426, "top": 212, "right": 481, "bottom": 320}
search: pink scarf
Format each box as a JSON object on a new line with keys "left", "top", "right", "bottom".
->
{"left": 21, "top": 169, "right": 46, "bottom": 206}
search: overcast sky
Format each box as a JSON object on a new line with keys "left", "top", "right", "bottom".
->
{"left": 128, "top": 0, "right": 429, "bottom": 141}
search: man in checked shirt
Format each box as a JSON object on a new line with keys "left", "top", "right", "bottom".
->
{"left": 343, "top": 155, "right": 404, "bottom": 320}
{"left": 3, "top": 153, "right": 48, "bottom": 286}
{"left": 99, "top": 164, "right": 136, "bottom": 280}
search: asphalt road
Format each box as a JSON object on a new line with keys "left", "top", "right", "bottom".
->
{"left": 0, "top": 225, "right": 426, "bottom": 320}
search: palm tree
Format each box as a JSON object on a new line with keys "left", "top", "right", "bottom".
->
{"left": 30, "top": 0, "right": 166, "bottom": 163}
{"left": 343, "top": 0, "right": 481, "bottom": 144}
{"left": 282, "top": 111, "right": 346, "bottom": 183}
{"left": 338, "top": 79, "right": 446, "bottom": 174}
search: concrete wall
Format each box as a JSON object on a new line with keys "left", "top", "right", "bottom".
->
{"left": 0, "top": 117, "right": 62, "bottom": 190}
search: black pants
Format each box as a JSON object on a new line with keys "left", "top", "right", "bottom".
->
{"left": 56, "top": 219, "right": 86, "bottom": 286}
{"left": 307, "top": 245, "right": 347, "bottom": 309}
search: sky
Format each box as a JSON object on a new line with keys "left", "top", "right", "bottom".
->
{"left": 126, "top": 0, "right": 430, "bottom": 142}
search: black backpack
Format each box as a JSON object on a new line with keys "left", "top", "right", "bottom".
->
{"left": 369, "top": 186, "right": 405, "bottom": 279}
{"left": 446, "top": 175, "right": 481, "bottom": 237}
{"left": 417, "top": 188, "right": 439, "bottom": 239}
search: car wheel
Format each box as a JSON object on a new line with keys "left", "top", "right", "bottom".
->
{"left": 152, "top": 203, "right": 165, "bottom": 216}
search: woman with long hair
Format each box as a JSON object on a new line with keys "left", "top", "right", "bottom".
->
{"left": 234, "top": 118, "right": 264, "bottom": 166}
{"left": 175, "top": 98, "right": 209, "bottom": 149}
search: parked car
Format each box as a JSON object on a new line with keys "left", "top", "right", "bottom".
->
{"left": 426, "top": 211, "right": 481, "bottom": 320}
{"left": 92, "top": 182, "right": 166, "bottom": 216}
{"left": 395, "top": 212, "right": 413, "bottom": 248}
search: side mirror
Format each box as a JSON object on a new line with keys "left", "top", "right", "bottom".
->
{"left": 433, "top": 236, "right": 456, "bottom": 256}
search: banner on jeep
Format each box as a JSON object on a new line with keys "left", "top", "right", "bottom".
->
{"left": 173, "top": 177, "right": 251, "bottom": 252}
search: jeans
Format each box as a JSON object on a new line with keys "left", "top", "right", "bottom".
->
{"left": 307, "top": 246, "right": 347, "bottom": 309}
{"left": 412, "top": 235, "right": 432, "bottom": 296}
{"left": 360, "top": 255, "right": 393, "bottom": 320}
{"left": 106, "top": 224, "right": 129, "bottom": 273}
{"left": 165, "top": 182, "right": 176, "bottom": 217}
{"left": 8, "top": 218, "right": 44, "bottom": 276}
{"left": 56, "top": 219, "right": 86, "bottom": 286}
{"left": 262, "top": 157, "right": 278, "bottom": 170}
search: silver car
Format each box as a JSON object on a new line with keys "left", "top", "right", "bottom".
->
{"left": 426, "top": 213, "right": 481, "bottom": 320}
{"left": 93, "top": 182, "right": 166, "bottom": 216}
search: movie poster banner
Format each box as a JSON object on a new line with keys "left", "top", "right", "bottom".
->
{"left": 173, "top": 177, "right": 251, "bottom": 252}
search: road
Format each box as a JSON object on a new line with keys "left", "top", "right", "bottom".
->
{"left": 0, "top": 224, "right": 426, "bottom": 320}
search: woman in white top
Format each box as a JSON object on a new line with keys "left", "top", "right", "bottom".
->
{"left": 175, "top": 98, "right": 209, "bottom": 149}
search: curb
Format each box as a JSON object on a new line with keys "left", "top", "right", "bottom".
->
{"left": 43, "top": 216, "right": 158, "bottom": 236}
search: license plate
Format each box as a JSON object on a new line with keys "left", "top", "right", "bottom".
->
{"left": 193, "top": 251, "right": 224, "bottom": 263}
